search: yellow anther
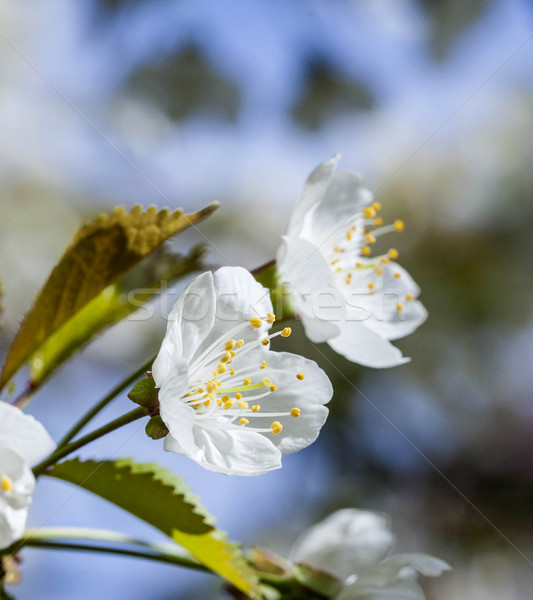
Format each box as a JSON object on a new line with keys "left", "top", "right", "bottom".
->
{"left": 374, "top": 217, "right": 383, "bottom": 226}
{"left": 217, "top": 399, "right": 222, "bottom": 407}
{"left": 396, "top": 303, "right": 404, "bottom": 311}
{"left": 196, "top": 388, "right": 204, "bottom": 394}
{"left": 252, "top": 405, "right": 261, "bottom": 412}
{"left": 380, "top": 256, "right": 390, "bottom": 264}
{"left": 230, "top": 350, "right": 236, "bottom": 357}
{"left": 350, "top": 225, "right": 357, "bottom": 232}
{"left": 362, "top": 206, "right": 376, "bottom": 218}
{"left": 243, "top": 378, "right": 251, "bottom": 386}
{"left": 290, "top": 407, "right": 301, "bottom": 417}
{"left": 368, "top": 282, "right": 374, "bottom": 290}
{"left": 224, "top": 400, "right": 235, "bottom": 410}
{"left": 355, "top": 261, "right": 363, "bottom": 267}
{"left": 335, "top": 267, "right": 342, "bottom": 273}
{"left": 394, "top": 219, "right": 405, "bottom": 232}
{"left": 346, "top": 230, "right": 353, "bottom": 241}
{"left": 269, "top": 385, "right": 278, "bottom": 392}
{"left": 266, "top": 312, "right": 276, "bottom": 324}
{"left": 222, "top": 395, "right": 230, "bottom": 402}
{"left": 296, "top": 373, "right": 305, "bottom": 380}
{"left": 1, "top": 476, "right": 12, "bottom": 492}
{"left": 394, "top": 273, "right": 401, "bottom": 279}
{"left": 230, "top": 368, "right": 236, "bottom": 375}
{"left": 261, "top": 339, "right": 269, "bottom": 346}
{"left": 221, "top": 352, "right": 232, "bottom": 363}
{"left": 217, "top": 363, "right": 227, "bottom": 374}
{"left": 260, "top": 361, "right": 267, "bottom": 370}
{"left": 281, "top": 327, "right": 292, "bottom": 337}
{"left": 334, "top": 246, "right": 345, "bottom": 253}
{"left": 388, "top": 248, "right": 399, "bottom": 259}
{"left": 365, "top": 233, "right": 376, "bottom": 244}
{"left": 224, "top": 339, "right": 236, "bottom": 351}
{"left": 203, "top": 400, "right": 211, "bottom": 407}
{"left": 207, "top": 381, "right": 217, "bottom": 393}
{"left": 406, "top": 293, "right": 415, "bottom": 301}
{"left": 376, "top": 267, "right": 384, "bottom": 276}
{"left": 250, "top": 317, "right": 263, "bottom": 328}
{"left": 372, "top": 201, "right": 382, "bottom": 211}
{"left": 236, "top": 339, "right": 244, "bottom": 347}
{"left": 362, "top": 246, "right": 371, "bottom": 256}
{"left": 239, "top": 418, "right": 249, "bottom": 426}
{"left": 235, "top": 392, "right": 242, "bottom": 400}
{"left": 237, "top": 400, "right": 249, "bottom": 409}
{"left": 331, "top": 258, "right": 340, "bottom": 266}
{"left": 271, "top": 421, "right": 283, "bottom": 435}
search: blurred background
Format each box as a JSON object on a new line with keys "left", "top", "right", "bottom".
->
{"left": 1, "top": 0, "right": 533, "bottom": 598}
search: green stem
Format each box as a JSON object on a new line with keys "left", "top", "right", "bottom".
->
{"left": 33, "top": 407, "right": 149, "bottom": 477}
{"left": 14, "top": 539, "right": 207, "bottom": 573}
{"left": 57, "top": 357, "right": 155, "bottom": 448}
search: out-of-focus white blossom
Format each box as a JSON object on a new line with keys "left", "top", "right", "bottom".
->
{"left": 291, "top": 509, "right": 450, "bottom": 599}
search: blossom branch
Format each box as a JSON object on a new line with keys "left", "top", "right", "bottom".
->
{"left": 32, "top": 406, "right": 150, "bottom": 477}
{"left": 57, "top": 358, "right": 155, "bottom": 448}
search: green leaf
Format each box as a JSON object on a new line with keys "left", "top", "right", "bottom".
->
{"left": 29, "top": 244, "right": 206, "bottom": 389}
{"left": 47, "top": 459, "right": 260, "bottom": 598}
{"left": 128, "top": 376, "right": 158, "bottom": 409}
{"left": 0, "top": 205, "right": 217, "bottom": 391}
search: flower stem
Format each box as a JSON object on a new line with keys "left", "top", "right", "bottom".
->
{"left": 32, "top": 406, "right": 150, "bottom": 477}
{"left": 57, "top": 357, "right": 155, "bottom": 448}
{"left": 14, "top": 538, "right": 207, "bottom": 573}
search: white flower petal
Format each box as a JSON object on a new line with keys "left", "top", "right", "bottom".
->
{"left": 328, "top": 321, "right": 409, "bottom": 368}
{"left": 0, "top": 403, "right": 55, "bottom": 466}
{"left": 0, "top": 505, "right": 29, "bottom": 550}
{"left": 344, "top": 260, "right": 426, "bottom": 341}
{"left": 301, "top": 307, "right": 342, "bottom": 343}
{"left": 167, "top": 425, "right": 282, "bottom": 476}
{"left": 364, "top": 300, "right": 427, "bottom": 342}
{"left": 0, "top": 448, "right": 35, "bottom": 509}
{"left": 277, "top": 235, "right": 334, "bottom": 295}
{"left": 206, "top": 265, "right": 273, "bottom": 343}
{"left": 243, "top": 350, "right": 331, "bottom": 455}
{"left": 153, "top": 272, "right": 217, "bottom": 386}
{"left": 291, "top": 509, "right": 395, "bottom": 582}
{"left": 287, "top": 155, "right": 340, "bottom": 238}
{"left": 304, "top": 170, "right": 373, "bottom": 246}
{"left": 0, "top": 448, "right": 35, "bottom": 549}
{"left": 157, "top": 358, "right": 197, "bottom": 456}
{"left": 380, "top": 554, "right": 451, "bottom": 579}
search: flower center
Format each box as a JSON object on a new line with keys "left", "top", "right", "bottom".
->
{"left": 326, "top": 202, "right": 413, "bottom": 311}
{"left": 1, "top": 475, "right": 12, "bottom": 492}
{"left": 182, "top": 315, "right": 304, "bottom": 435}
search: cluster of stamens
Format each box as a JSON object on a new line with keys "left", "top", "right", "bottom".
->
{"left": 326, "top": 201, "right": 414, "bottom": 312}
{"left": 181, "top": 313, "right": 305, "bottom": 435}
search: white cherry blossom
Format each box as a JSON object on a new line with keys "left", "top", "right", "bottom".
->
{"left": 277, "top": 155, "right": 427, "bottom": 368}
{"left": 0, "top": 403, "right": 55, "bottom": 549}
{"left": 152, "top": 266, "right": 332, "bottom": 476}
{"left": 291, "top": 509, "right": 450, "bottom": 599}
